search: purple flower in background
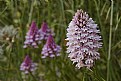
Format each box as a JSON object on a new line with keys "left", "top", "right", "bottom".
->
{"left": 38, "top": 22, "right": 54, "bottom": 40}
{"left": 20, "top": 55, "right": 37, "bottom": 74}
{"left": 66, "top": 9, "right": 102, "bottom": 69}
{"left": 23, "top": 21, "right": 41, "bottom": 48}
{"left": 41, "top": 35, "right": 61, "bottom": 58}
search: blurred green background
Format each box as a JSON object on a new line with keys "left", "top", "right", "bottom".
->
{"left": 0, "top": 0, "right": 121, "bottom": 81}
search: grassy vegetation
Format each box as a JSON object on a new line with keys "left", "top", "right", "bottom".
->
{"left": 0, "top": 0, "right": 121, "bottom": 81}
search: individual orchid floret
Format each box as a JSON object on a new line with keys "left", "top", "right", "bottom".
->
{"left": 41, "top": 35, "right": 61, "bottom": 58}
{"left": 20, "top": 55, "right": 37, "bottom": 74}
{"left": 66, "top": 9, "right": 102, "bottom": 69}
{"left": 23, "top": 21, "right": 41, "bottom": 48}
{"left": 38, "top": 22, "right": 54, "bottom": 40}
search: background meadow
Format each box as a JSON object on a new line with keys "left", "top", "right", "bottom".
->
{"left": 0, "top": 0, "right": 121, "bottom": 81}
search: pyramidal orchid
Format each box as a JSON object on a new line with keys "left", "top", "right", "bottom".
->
{"left": 41, "top": 35, "right": 61, "bottom": 58}
{"left": 66, "top": 9, "right": 102, "bottom": 69}
{"left": 38, "top": 22, "right": 54, "bottom": 40}
{"left": 20, "top": 55, "right": 37, "bottom": 74}
{"left": 23, "top": 21, "right": 41, "bottom": 48}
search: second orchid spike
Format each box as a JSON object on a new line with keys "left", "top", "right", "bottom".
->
{"left": 41, "top": 35, "right": 61, "bottom": 58}
{"left": 20, "top": 55, "right": 37, "bottom": 74}
{"left": 38, "top": 22, "right": 54, "bottom": 40}
{"left": 23, "top": 21, "right": 41, "bottom": 48}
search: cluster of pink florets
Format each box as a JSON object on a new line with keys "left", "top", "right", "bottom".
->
{"left": 21, "top": 21, "right": 61, "bottom": 74}
{"left": 66, "top": 9, "right": 102, "bottom": 69}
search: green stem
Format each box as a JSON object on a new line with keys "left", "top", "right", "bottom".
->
{"left": 107, "top": 0, "right": 113, "bottom": 81}
{"left": 8, "top": 48, "right": 12, "bottom": 69}
{"left": 29, "top": 71, "right": 38, "bottom": 81}
{"left": 7, "top": 43, "right": 12, "bottom": 81}
{"left": 83, "top": 72, "right": 85, "bottom": 81}
{"left": 28, "top": 0, "right": 34, "bottom": 25}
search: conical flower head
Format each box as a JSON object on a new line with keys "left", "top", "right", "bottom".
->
{"left": 20, "top": 55, "right": 37, "bottom": 74}
{"left": 38, "top": 22, "right": 54, "bottom": 40}
{"left": 41, "top": 35, "right": 61, "bottom": 58}
{"left": 23, "top": 21, "right": 40, "bottom": 48}
{"left": 41, "top": 22, "right": 49, "bottom": 32}
{"left": 66, "top": 9, "right": 102, "bottom": 69}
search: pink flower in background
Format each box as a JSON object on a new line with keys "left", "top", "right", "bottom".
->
{"left": 41, "top": 35, "right": 61, "bottom": 58}
{"left": 23, "top": 21, "right": 43, "bottom": 48}
{"left": 38, "top": 22, "right": 54, "bottom": 40}
{"left": 20, "top": 55, "right": 37, "bottom": 74}
{"left": 66, "top": 9, "right": 102, "bottom": 69}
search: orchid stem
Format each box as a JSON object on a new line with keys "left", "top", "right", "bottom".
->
{"left": 107, "top": 0, "right": 113, "bottom": 81}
